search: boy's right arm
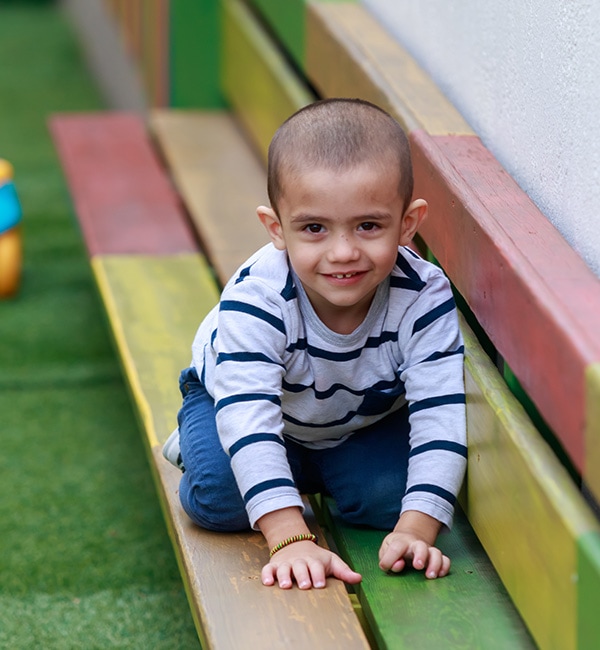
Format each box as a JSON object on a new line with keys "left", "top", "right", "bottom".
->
{"left": 258, "top": 507, "right": 362, "bottom": 589}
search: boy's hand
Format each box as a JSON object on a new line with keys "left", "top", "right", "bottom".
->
{"left": 257, "top": 507, "right": 361, "bottom": 589}
{"left": 262, "top": 540, "right": 362, "bottom": 589}
{"left": 378, "top": 510, "right": 450, "bottom": 579}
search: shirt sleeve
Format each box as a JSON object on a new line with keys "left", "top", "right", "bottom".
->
{"left": 211, "top": 280, "right": 304, "bottom": 529}
{"left": 398, "top": 271, "right": 467, "bottom": 529}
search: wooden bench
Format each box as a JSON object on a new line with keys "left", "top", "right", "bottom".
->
{"left": 53, "top": 0, "right": 600, "bottom": 648}
{"left": 49, "top": 111, "right": 370, "bottom": 649}
{"left": 221, "top": 2, "right": 600, "bottom": 648}
{"left": 51, "top": 106, "right": 535, "bottom": 649}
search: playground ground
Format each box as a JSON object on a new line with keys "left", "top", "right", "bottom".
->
{"left": 0, "top": 4, "right": 201, "bottom": 648}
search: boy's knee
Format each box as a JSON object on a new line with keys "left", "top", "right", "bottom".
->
{"left": 178, "top": 473, "right": 249, "bottom": 532}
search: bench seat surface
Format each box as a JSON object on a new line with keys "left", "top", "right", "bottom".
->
{"left": 320, "top": 498, "right": 535, "bottom": 650}
{"left": 49, "top": 113, "right": 198, "bottom": 256}
{"left": 150, "top": 109, "right": 269, "bottom": 286}
{"left": 93, "top": 253, "right": 371, "bottom": 649}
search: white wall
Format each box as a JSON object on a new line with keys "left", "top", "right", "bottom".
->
{"left": 362, "top": 0, "right": 600, "bottom": 278}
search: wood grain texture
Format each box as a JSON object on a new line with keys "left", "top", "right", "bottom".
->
{"left": 460, "top": 313, "right": 600, "bottom": 650}
{"left": 306, "top": 2, "right": 473, "bottom": 136}
{"left": 577, "top": 530, "right": 600, "bottom": 649}
{"left": 141, "top": 0, "right": 169, "bottom": 107}
{"left": 585, "top": 364, "right": 600, "bottom": 505}
{"left": 91, "top": 253, "right": 368, "bottom": 647}
{"left": 412, "top": 130, "right": 600, "bottom": 473}
{"left": 49, "top": 113, "right": 198, "bottom": 255}
{"left": 320, "top": 500, "right": 534, "bottom": 649}
{"left": 150, "top": 110, "right": 269, "bottom": 285}
{"left": 221, "top": 0, "right": 314, "bottom": 163}
{"left": 92, "top": 254, "right": 219, "bottom": 447}
{"left": 152, "top": 453, "right": 370, "bottom": 649}
{"left": 248, "top": 0, "right": 307, "bottom": 68}
{"left": 169, "top": 0, "right": 224, "bottom": 108}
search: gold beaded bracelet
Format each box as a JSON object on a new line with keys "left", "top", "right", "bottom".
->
{"left": 269, "top": 533, "right": 318, "bottom": 558}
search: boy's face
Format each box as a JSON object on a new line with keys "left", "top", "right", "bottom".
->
{"left": 258, "top": 162, "right": 426, "bottom": 333}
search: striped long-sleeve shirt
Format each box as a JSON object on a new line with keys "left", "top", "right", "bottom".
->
{"left": 191, "top": 243, "right": 467, "bottom": 529}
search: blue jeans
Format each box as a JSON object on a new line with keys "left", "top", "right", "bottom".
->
{"left": 176, "top": 367, "right": 410, "bottom": 532}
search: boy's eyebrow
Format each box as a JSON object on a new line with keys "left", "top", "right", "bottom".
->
{"left": 289, "top": 211, "right": 394, "bottom": 223}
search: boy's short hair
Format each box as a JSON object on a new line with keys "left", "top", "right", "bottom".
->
{"left": 267, "top": 98, "right": 414, "bottom": 215}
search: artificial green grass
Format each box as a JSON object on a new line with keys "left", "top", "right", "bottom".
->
{"left": 0, "top": 6, "right": 200, "bottom": 648}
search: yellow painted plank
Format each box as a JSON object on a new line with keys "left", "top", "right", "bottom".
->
{"left": 585, "top": 363, "right": 600, "bottom": 505}
{"left": 93, "top": 252, "right": 370, "bottom": 647}
{"left": 150, "top": 110, "right": 269, "bottom": 285}
{"left": 460, "top": 313, "right": 600, "bottom": 650}
{"left": 306, "top": 3, "right": 474, "bottom": 136}
{"left": 221, "top": 0, "right": 315, "bottom": 163}
{"left": 92, "top": 253, "right": 220, "bottom": 447}
{"left": 152, "top": 453, "right": 370, "bottom": 649}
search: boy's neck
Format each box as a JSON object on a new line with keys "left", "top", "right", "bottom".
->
{"left": 317, "top": 301, "right": 373, "bottom": 335}
{"left": 298, "top": 278, "right": 384, "bottom": 335}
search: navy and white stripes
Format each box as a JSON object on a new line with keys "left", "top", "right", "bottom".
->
{"left": 191, "top": 243, "right": 467, "bottom": 529}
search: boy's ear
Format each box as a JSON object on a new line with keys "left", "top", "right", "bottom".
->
{"left": 399, "top": 199, "right": 428, "bottom": 246}
{"left": 257, "top": 205, "right": 286, "bottom": 250}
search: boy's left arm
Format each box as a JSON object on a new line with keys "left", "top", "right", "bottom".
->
{"left": 389, "top": 270, "right": 468, "bottom": 578}
{"left": 378, "top": 510, "right": 449, "bottom": 579}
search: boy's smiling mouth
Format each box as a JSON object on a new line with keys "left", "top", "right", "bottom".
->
{"left": 323, "top": 270, "right": 368, "bottom": 283}
{"left": 330, "top": 272, "right": 359, "bottom": 279}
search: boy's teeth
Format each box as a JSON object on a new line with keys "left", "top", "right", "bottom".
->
{"left": 332, "top": 273, "right": 355, "bottom": 278}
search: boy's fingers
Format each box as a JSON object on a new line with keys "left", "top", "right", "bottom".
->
{"left": 419, "top": 547, "right": 450, "bottom": 579}
{"left": 331, "top": 556, "right": 362, "bottom": 584}
{"left": 290, "top": 560, "right": 312, "bottom": 590}
{"left": 261, "top": 564, "right": 276, "bottom": 586}
{"left": 437, "top": 554, "right": 451, "bottom": 578}
{"left": 378, "top": 537, "right": 409, "bottom": 570}
{"left": 274, "top": 563, "right": 294, "bottom": 589}
{"left": 410, "top": 541, "right": 431, "bottom": 571}
{"left": 307, "top": 560, "right": 327, "bottom": 589}
{"left": 262, "top": 548, "right": 362, "bottom": 588}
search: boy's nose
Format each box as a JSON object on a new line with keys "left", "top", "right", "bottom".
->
{"left": 328, "top": 233, "right": 360, "bottom": 262}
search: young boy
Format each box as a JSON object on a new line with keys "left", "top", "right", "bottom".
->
{"left": 163, "top": 98, "right": 467, "bottom": 590}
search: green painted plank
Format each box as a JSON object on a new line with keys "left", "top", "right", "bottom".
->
{"left": 248, "top": 0, "right": 358, "bottom": 68}
{"left": 321, "top": 499, "right": 534, "bottom": 649}
{"left": 578, "top": 531, "right": 600, "bottom": 649}
{"left": 221, "top": 0, "right": 314, "bottom": 162}
{"left": 248, "top": 0, "right": 306, "bottom": 68}
{"left": 170, "top": 0, "right": 225, "bottom": 108}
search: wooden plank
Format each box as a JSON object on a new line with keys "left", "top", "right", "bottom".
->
{"left": 247, "top": 0, "right": 358, "bottom": 70}
{"left": 221, "top": 0, "right": 315, "bottom": 163}
{"left": 305, "top": 2, "right": 473, "bottom": 136}
{"left": 412, "top": 131, "right": 600, "bottom": 473}
{"left": 92, "top": 254, "right": 219, "bottom": 447}
{"left": 585, "top": 363, "right": 600, "bottom": 505}
{"left": 248, "top": 0, "right": 307, "bottom": 68}
{"left": 141, "top": 0, "right": 169, "bottom": 107}
{"left": 49, "top": 113, "right": 198, "bottom": 256}
{"left": 93, "top": 253, "right": 370, "bottom": 649}
{"left": 153, "top": 455, "right": 370, "bottom": 649}
{"left": 460, "top": 312, "right": 600, "bottom": 650}
{"left": 320, "top": 499, "right": 534, "bottom": 649}
{"left": 577, "top": 530, "right": 600, "bottom": 648}
{"left": 150, "top": 110, "right": 269, "bottom": 285}
{"left": 169, "top": 0, "right": 224, "bottom": 108}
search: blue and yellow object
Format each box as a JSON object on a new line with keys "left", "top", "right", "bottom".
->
{"left": 0, "top": 159, "right": 23, "bottom": 297}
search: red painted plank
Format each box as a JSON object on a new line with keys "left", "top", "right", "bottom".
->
{"left": 411, "top": 130, "right": 600, "bottom": 472}
{"left": 49, "top": 112, "right": 198, "bottom": 256}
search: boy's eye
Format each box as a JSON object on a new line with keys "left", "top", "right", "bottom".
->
{"left": 359, "top": 222, "right": 377, "bottom": 231}
{"left": 305, "top": 223, "right": 324, "bottom": 234}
